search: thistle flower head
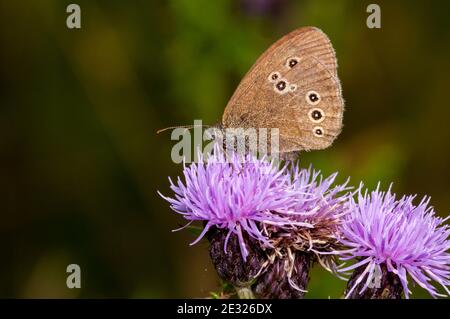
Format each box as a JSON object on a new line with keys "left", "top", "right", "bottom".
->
{"left": 160, "top": 144, "right": 356, "bottom": 296}
{"left": 338, "top": 185, "right": 450, "bottom": 298}
{"left": 261, "top": 166, "right": 351, "bottom": 278}
{"left": 288, "top": 166, "right": 350, "bottom": 249}
{"left": 159, "top": 145, "right": 306, "bottom": 260}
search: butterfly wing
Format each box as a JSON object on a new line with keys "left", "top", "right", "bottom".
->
{"left": 222, "top": 27, "right": 343, "bottom": 153}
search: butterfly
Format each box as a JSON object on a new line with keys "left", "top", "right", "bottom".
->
{"left": 221, "top": 26, "right": 344, "bottom": 158}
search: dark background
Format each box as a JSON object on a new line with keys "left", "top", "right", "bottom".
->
{"left": 1, "top": 0, "right": 449, "bottom": 298}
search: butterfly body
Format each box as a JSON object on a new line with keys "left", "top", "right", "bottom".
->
{"left": 221, "top": 27, "right": 344, "bottom": 155}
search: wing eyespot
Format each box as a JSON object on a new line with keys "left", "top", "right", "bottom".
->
{"left": 308, "top": 108, "right": 325, "bottom": 123}
{"left": 268, "top": 72, "right": 280, "bottom": 83}
{"left": 274, "top": 79, "right": 289, "bottom": 94}
{"left": 286, "top": 56, "right": 300, "bottom": 69}
{"left": 313, "top": 126, "right": 324, "bottom": 137}
{"left": 306, "top": 90, "right": 321, "bottom": 105}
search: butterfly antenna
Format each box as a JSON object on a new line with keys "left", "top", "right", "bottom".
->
{"left": 156, "top": 124, "right": 211, "bottom": 134}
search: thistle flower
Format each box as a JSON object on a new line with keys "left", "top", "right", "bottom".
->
{"left": 160, "top": 144, "right": 352, "bottom": 297}
{"left": 158, "top": 145, "right": 308, "bottom": 261}
{"left": 275, "top": 166, "right": 351, "bottom": 256}
{"left": 255, "top": 166, "right": 351, "bottom": 297}
{"left": 338, "top": 185, "right": 450, "bottom": 299}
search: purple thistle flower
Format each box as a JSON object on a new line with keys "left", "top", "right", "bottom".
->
{"left": 338, "top": 185, "right": 450, "bottom": 299}
{"left": 254, "top": 166, "right": 352, "bottom": 297}
{"left": 160, "top": 144, "right": 356, "bottom": 298}
{"left": 158, "top": 145, "right": 310, "bottom": 261}
{"left": 261, "top": 166, "right": 351, "bottom": 260}
{"left": 288, "top": 166, "right": 351, "bottom": 251}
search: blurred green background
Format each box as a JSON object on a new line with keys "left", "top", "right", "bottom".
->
{"left": 1, "top": 0, "right": 449, "bottom": 298}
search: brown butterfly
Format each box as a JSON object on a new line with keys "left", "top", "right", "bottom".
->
{"left": 221, "top": 26, "right": 344, "bottom": 157}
